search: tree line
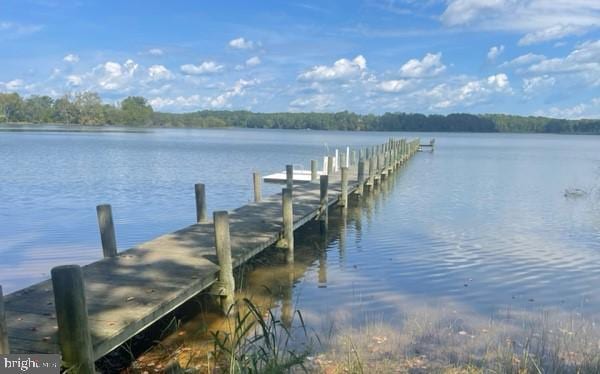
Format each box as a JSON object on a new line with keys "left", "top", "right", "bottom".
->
{"left": 2, "top": 91, "right": 600, "bottom": 134}
{"left": 0, "top": 92, "right": 153, "bottom": 126}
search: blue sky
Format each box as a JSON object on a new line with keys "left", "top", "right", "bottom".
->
{"left": 1, "top": 0, "right": 599, "bottom": 118}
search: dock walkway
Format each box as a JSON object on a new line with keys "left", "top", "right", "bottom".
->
{"left": 0, "top": 138, "right": 420, "bottom": 371}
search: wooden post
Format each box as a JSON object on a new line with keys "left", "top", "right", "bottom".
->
{"left": 357, "top": 160, "right": 365, "bottom": 195}
{"left": 0, "top": 285, "right": 9, "bottom": 354}
{"left": 368, "top": 157, "right": 375, "bottom": 187}
{"left": 319, "top": 175, "right": 328, "bottom": 232}
{"left": 96, "top": 204, "right": 117, "bottom": 258}
{"left": 311, "top": 160, "right": 318, "bottom": 182}
{"left": 339, "top": 152, "right": 346, "bottom": 170}
{"left": 340, "top": 167, "right": 348, "bottom": 207}
{"left": 194, "top": 183, "right": 207, "bottom": 223}
{"left": 213, "top": 211, "right": 235, "bottom": 315}
{"left": 374, "top": 154, "right": 380, "bottom": 187}
{"left": 51, "top": 265, "right": 95, "bottom": 374}
{"left": 282, "top": 188, "right": 294, "bottom": 263}
{"left": 286, "top": 164, "right": 293, "bottom": 190}
{"left": 327, "top": 156, "right": 334, "bottom": 176}
{"left": 351, "top": 150, "right": 357, "bottom": 165}
{"left": 253, "top": 172, "right": 262, "bottom": 202}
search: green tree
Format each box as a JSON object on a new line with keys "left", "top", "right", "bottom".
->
{"left": 120, "top": 96, "right": 153, "bottom": 125}
{"left": 52, "top": 94, "right": 77, "bottom": 124}
{"left": 74, "top": 92, "right": 105, "bottom": 125}
{"left": 24, "top": 95, "right": 54, "bottom": 123}
{"left": 0, "top": 92, "right": 24, "bottom": 122}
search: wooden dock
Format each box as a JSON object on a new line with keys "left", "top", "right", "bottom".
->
{"left": 0, "top": 138, "right": 421, "bottom": 372}
{"left": 418, "top": 138, "right": 436, "bottom": 152}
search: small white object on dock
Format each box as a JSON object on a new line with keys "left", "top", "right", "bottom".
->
{"left": 264, "top": 169, "right": 325, "bottom": 184}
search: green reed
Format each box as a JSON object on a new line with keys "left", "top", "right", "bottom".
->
{"left": 210, "top": 298, "right": 314, "bottom": 373}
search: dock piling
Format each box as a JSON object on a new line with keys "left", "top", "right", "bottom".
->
{"left": 0, "top": 285, "right": 9, "bottom": 354}
{"left": 194, "top": 183, "right": 207, "bottom": 223}
{"left": 368, "top": 157, "right": 375, "bottom": 190}
{"left": 319, "top": 175, "right": 328, "bottom": 232}
{"left": 340, "top": 167, "right": 348, "bottom": 207}
{"left": 327, "top": 156, "right": 334, "bottom": 176}
{"left": 213, "top": 211, "right": 235, "bottom": 315}
{"left": 96, "top": 204, "right": 117, "bottom": 258}
{"left": 357, "top": 160, "right": 365, "bottom": 196}
{"left": 282, "top": 188, "right": 294, "bottom": 263}
{"left": 310, "top": 160, "right": 318, "bottom": 182}
{"left": 51, "top": 265, "right": 95, "bottom": 374}
{"left": 286, "top": 164, "right": 293, "bottom": 190}
{"left": 253, "top": 172, "right": 262, "bottom": 203}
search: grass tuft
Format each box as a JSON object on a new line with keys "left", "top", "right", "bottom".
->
{"left": 210, "top": 298, "right": 315, "bottom": 373}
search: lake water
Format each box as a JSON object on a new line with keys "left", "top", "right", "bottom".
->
{"left": 1, "top": 127, "right": 599, "bottom": 326}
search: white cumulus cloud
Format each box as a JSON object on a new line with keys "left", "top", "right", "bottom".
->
{"left": 487, "top": 73, "right": 509, "bottom": 89}
{"left": 487, "top": 45, "right": 504, "bottom": 61}
{"left": 245, "top": 56, "right": 261, "bottom": 67}
{"left": 527, "top": 40, "right": 600, "bottom": 86}
{"left": 96, "top": 59, "right": 139, "bottom": 91}
{"left": 519, "top": 24, "right": 587, "bottom": 46}
{"left": 150, "top": 95, "right": 204, "bottom": 110}
{"left": 1, "top": 79, "right": 24, "bottom": 90}
{"left": 376, "top": 79, "right": 411, "bottom": 93}
{"left": 180, "top": 61, "right": 224, "bottom": 75}
{"left": 289, "top": 94, "right": 334, "bottom": 111}
{"left": 209, "top": 79, "right": 258, "bottom": 108}
{"left": 298, "top": 55, "right": 367, "bottom": 81}
{"left": 400, "top": 53, "right": 446, "bottom": 78}
{"left": 148, "top": 65, "right": 173, "bottom": 81}
{"left": 229, "top": 37, "right": 255, "bottom": 49}
{"left": 64, "top": 54, "right": 79, "bottom": 63}
{"left": 66, "top": 75, "right": 83, "bottom": 87}
{"left": 522, "top": 75, "right": 555, "bottom": 95}
{"left": 499, "top": 53, "right": 546, "bottom": 68}
{"left": 535, "top": 97, "right": 600, "bottom": 119}
{"left": 419, "top": 73, "right": 511, "bottom": 110}
{"left": 440, "top": 0, "right": 600, "bottom": 45}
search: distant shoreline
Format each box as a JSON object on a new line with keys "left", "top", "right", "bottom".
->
{"left": 2, "top": 121, "right": 599, "bottom": 136}
{"left": 0, "top": 124, "right": 150, "bottom": 133}
{"left": 2, "top": 91, "right": 599, "bottom": 134}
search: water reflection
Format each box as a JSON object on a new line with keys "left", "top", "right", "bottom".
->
{"left": 128, "top": 142, "right": 600, "bottom": 371}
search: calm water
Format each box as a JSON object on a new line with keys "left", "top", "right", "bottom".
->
{"left": 1, "top": 127, "right": 599, "bottom": 323}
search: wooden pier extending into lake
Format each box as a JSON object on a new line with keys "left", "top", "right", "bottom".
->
{"left": 0, "top": 137, "right": 421, "bottom": 372}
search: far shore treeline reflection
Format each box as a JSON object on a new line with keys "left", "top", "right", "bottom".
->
{"left": 2, "top": 91, "right": 600, "bottom": 134}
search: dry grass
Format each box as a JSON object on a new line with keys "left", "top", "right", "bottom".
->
{"left": 303, "top": 307, "right": 600, "bottom": 373}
